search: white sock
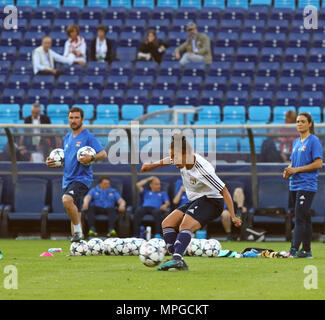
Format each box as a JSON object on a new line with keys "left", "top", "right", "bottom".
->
{"left": 74, "top": 224, "right": 82, "bottom": 233}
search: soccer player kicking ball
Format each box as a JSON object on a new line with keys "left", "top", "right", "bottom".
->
{"left": 46, "top": 107, "right": 107, "bottom": 242}
{"left": 141, "top": 133, "right": 242, "bottom": 271}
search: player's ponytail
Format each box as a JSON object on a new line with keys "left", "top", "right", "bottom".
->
{"left": 299, "top": 112, "right": 315, "bottom": 135}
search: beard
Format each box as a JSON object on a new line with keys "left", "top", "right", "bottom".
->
{"left": 70, "top": 122, "right": 82, "bottom": 131}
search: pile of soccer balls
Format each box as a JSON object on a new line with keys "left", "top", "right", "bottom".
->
{"left": 69, "top": 237, "right": 222, "bottom": 267}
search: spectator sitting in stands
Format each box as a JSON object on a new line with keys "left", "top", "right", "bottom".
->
{"left": 173, "top": 178, "right": 189, "bottom": 208}
{"left": 64, "top": 24, "right": 87, "bottom": 67}
{"left": 19, "top": 103, "right": 53, "bottom": 162}
{"left": 134, "top": 176, "right": 170, "bottom": 239}
{"left": 260, "top": 110, "right": 298, "bottom": 162}
{"left": 221, "top": 187, "right": 247, "bottom": 241}
{"left": 90, "top": 25, "right": 114, "bottom": 63}
{"left": 32, "top": 35, "right": 75, "bottom": 76}
{"left": 174, "top": 22, "right": 212, "bottom": 66}
{"left": 82, "top": 176, "right": 126, "bottom": 237}
{"left": 137, "top": 29, "right": 167, "bottom": 64}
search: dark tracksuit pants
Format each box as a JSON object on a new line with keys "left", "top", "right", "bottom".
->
{"left": 291, "top": 190, "right": 315, "bottom": 252}
{"left": 133, "top": 206, "right": 163, "bottom": 236}
{"left": 87, "top": 206, "right": 118, "bottom": 233}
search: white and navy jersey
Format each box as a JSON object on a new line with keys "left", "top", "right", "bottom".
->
{"left": 179, "top": 153, "right": 225, "bottom": 201}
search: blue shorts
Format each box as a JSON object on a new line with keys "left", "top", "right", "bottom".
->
{"left": 177, "top": 196, "right": 224, "bottom": 228}
{"left": 63, "top": 181, "right": 89, "bottom": 212}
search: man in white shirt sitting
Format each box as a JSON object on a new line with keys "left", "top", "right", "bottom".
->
{"left": 32, "top": 35, "right": 77, "bottom": 76}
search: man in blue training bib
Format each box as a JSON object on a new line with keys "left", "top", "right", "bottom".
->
{"left": 46, "top": 107, "right": 107, "bottom": 242}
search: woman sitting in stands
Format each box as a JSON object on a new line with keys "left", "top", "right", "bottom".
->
{"left": 137, "top": 29, "right": 167, "bottom": 64}
{"left": 64, "top": 24, "right": 87, "bottom": 67}
{"left": 90, "top": 25, "right": 114, "bottom": 63}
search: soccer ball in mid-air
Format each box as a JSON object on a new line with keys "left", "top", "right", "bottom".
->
{"left": 77, "top": 146, "right": 96, "bottom": 166}
{"left": 49, "top": 148, "right": 64, "bottom": 168}
{"left": 201, "top": 239, "right": 220, "bottom": 257}
{"left": 87, "top": 238, "right": 104, "bottom": 255}
{"left": 70, "top": 240, "right": 90, "bottom": 256}
{"left": 139, "top": 242, "right": 165, "bottom": 267}
{"left": 187, "top": 238, "right": 203, "bottom": 256}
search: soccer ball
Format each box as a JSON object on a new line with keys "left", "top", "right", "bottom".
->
{"left": 201, "top": 239, "right": 220, "bottom": 257}
{"left": 112, "top": 238, "right": 125, "bottom": 255}
{"left": 139, "top": 242, "right": 165, "bottom": 267}
{"left": 208, "top": 239, "right": 222, "bottom": 252}
{"left": 148, "top": 238, "right": 168, "bottom": 256}
{"left": 103, "top": 238, "right": 118, "bottom": 255}
{"left": 121, "top": 238, "right": 137, "bottom": 256}
{"left": 49, "top": 148, "right": 64, "bottom": 168}
{"left": 70, "top": 240, "right": 90, "bottom": 256}
{"left": 87, "top": 238, "right": 104, "bottom": 255}
{"left": 187, "top": 238, "right": 203, "bottom": 256}
{"left": 77, "top": 146, "right": 96, "bottom": 166}
{"left": 129, "top": 238, "right": 146, "bottom": 256}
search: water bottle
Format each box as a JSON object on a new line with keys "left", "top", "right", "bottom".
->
{"left": 146, "top": 226, "right": 152, "bottom": 241}
{"left": 140, "top": 226, "right": 145, "bottom": 239}
{"left": 195, "top": 229, "right": 207, "bottom": 239}
{"left": 48, "top": 248, "right": 62, "bottom": 253}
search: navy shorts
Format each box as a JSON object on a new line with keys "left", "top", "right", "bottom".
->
{"left": 177, "top": 196, "right": 224, "bottom": 228}
{"left": 63, "top": 181, "right": 89, "bottom": 211}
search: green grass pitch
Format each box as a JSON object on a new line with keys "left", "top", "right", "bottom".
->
{"left": 0, "top": 240, "right": 324, "bottom": 300}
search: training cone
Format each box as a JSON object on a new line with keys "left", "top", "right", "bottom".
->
{"left": 40, "top": 252, "right": 54, "bottom": 257}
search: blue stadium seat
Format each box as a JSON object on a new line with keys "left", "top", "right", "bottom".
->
{"left": 183, "top": 62, "right": 206, "bottom": 77}
{"left": 110, "top": 61, "right": 133, "bottom": 76}
{"left": 133, "top": 0, "right": 154, "bottom": 8}
{"left": 51, "top": 89, "right": 74, "bottom": 105}
{"left": 298, "top": 106, "right": 321, "bottom": 123}
{"left": 243, "top": 19, "right": 265, "bottom": 33}
{"left": 199, "top": 7, "right": 221, "bottom": 20}
{"left": 260, "top": 47, "right": 283, "bottom": 63}
{"left": 0, "top": 31, "right": 22, "bottom": 47}
{"left": 303, "top": 77, "right": 325, "bottom": 91}
{"left": 52, "top": 19, "right": 75, "bottom": 33}
{"left": 30, "top": 19, "right": 52, "bottom": 33}
{"left": 204, "top": 76, "right": 227, "bottom": 91}
{"left": 125, "top": 89, "right": 149, "bottom": 105}
{"left": 148, "top": 19, "right": 170, "bottom": 33}
{"left": 121, "top": 104, "right": 144, "bottom": 122}
{"left": 62, "top": 0, "right": 84, "bottom": 7}
{"left": 309, "top": 48, "right": 325, "bottom": 63}
{"left": 47, "top": 104, "right": 69, "bottom": 121}
{"left": 102, "top": 19, "right": 123, "bottom": 33}
{"left": 162, "top": 46, "right": 177, "bottom": 61}
{"left": 306, "top": 62, "right": 325, "bottom": 77}
{"left": 119, "top": 32, "right": 142, "bottom": 47}
{"left": 225, "top": 91, "right": 249, "bottom": 106}
{"left": 131, "top": 76, "right": 154, "bottom": 90}
{"left": 103, "top": 7, "right": 127, "bottom": 20}
{"left": 215, "top": 137, "right": 238, "bottom": 152}
{"left": 159, "top": 61, "right": 181, "bottom": 77}
{"left": 208, "top": 62, "right": 232, "bottom": 77}
{"left": 151, "top": 6, "right": 174, "bottom": 20}
{"left": 79, "top": 19, "right": 99, "bottom": 33}
{"left": 204, "top": 0, "right": 225, "bottom": 8}
{"left": 179, "top": 76, "right": 202, "bottom": 91}
{"left": 157, "top": 0, "right": 178, "bottom": 8}
{"left": 274, "top": 0, "right": 295, "bottom": 9}
{"left": 75, "top": 90, "right": 100, "bottom": 105}
{"left": 281, "top": 62, "right": 304, "bottom": 78}
{"left": 278, "top": 76, "right": 301, "bottom": 91}
{"left": 227, "top": 0, "right": 248, "bottom": 8}
{"left": 240, "top": 32, "right": 263, "bottom": 48}
{"left": 96, "top": 104, "right": 119, "bottom": 123}
{"left": 257, "top": 62, "right": 281, "bottom": 77}
{"left": 264, "top": 32, "right": 286, "bottom": 48}
{"left": 0, "top": 61, "right": 11, "bottom": 74}
{"left": 16, "top": 6, "right": 34, "bottom": 20}
{"left": 12, "top": 61, "right": 33, "bottom": 75}
{"left": 0, "top": 46, "right": 16, "bottom": 62}
{"left": 219, "top": 20, "right": 243, "bottom": 33}
{"left": 0, "top": 75, "right": 6, "bottom": 91}
{"left": 101, "top": 89, "right": 125, "bottom": 105}
{"left": 0, "top": 104, "right": 20, "bottom": 121}
{"left": 232, "top": 62, "right": 255, "bottom": 77}
{"left": 236, "top": 47, "right": 259, "bottom": 63}
{"left": 212, "top": 47, "right": 235, "bottom": 62}
{"left": 150, "top": 89, "right": 175, "bottom": 105}
{"left": 145, "top": 105, "right": 170, "bottom": 124}
{"left": 300, "top": 92, "right": 323, "bottom": 106}
{"left": 175, "top": 7, "right": 198, "bottom": 19}
{"left": 239, "top": 137, "right": 266, "bottom": 153}
{"left": 223, "top": 105, "right": 246, "bottom": 123}
{"left": 105, "top": 75, "right": 129, "bottom": 90}
{"left": 56, "top": 75, "right": 80, "bottom": 90}
{"left": 273, "top": 106, "right": 296, "bottom": 123}
{"left": 298, "top": 0, "right": 320, "bottom": 9}
{"left": 124, "top": 19, "right": 147, "bottom": 33}
{"left": 64, "top": 64, "right": 84, "bottom": 76}
{"left": 268, "top": 19, "right": 290, "bottom": 34}
{"left": 175, "top": 90, "right": 199, "bottom": 106}
{"left": 38, "top": 0, "right": 62, "bottom": 7}
{"left": 87, "top": 0, "right": 108, "bottom": 7}
{"left": 111, "top": 0, "right": 131, "bottom": 8}
{"left": 22, "top": 104, "right": 45, "bottom": 118}
{"left": 229, "top": 76, "right": 251, "bottom": 91}
{"left": 26, "top": 89, "right": 50, "bottom": 105}
{"left": 0, "top": 0, "right": 14, "bottom": 5}
{"left": 7, "top": 74, "right": 30, "bottom": 89}
{"left": 18, "top": 46, "right": 34, "bottom": 61}
{"left": 71, "top": 104, "right": 95, "bottom": 120}
{"left": 173, "top": 105, "right": 195, "bottom": 124}
{"left": 180, "top": 0, "right": 201, "bottom": 8}
{"left": 2, "top": 89, "right": 25, "bottom": 105}
{"left": 16, "top": 0, "right": 37, "bottom": 7}
{"left": 154, "top": 76, "right": 177, "bottom": 91}
{"left": 216, "top": 32, "right": 240, "bottom": 48}
{"left": 80, "top": 76, "right": 104, "bottom": 90}
{"left": 86, "top": 62, "right": 108, "bottom": 76}
{"left": 196, "top": 106, "right": 221, "bottom": 124}
{"left": 275, "top": 91, "right": 299, "bottom": 106}
{"left": 23, "top": 31, "right": 45, "bottom": 47}
{"left": 248, "top": 106, "right": 271, "bottom": 123}
{"left": 285, "top": 47, "right": 307, "bottom": 63}
{"left": 168, "top": 31, "right": 188, "bottom": 46}
{"left": 115, "top": 47, "right": 137, "bottom": 61}
{"left": 288, "top": 32, "right": 311, "bottom": 49}
{"left": 200, "top": 90, "right": 224, "bottom": 106}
